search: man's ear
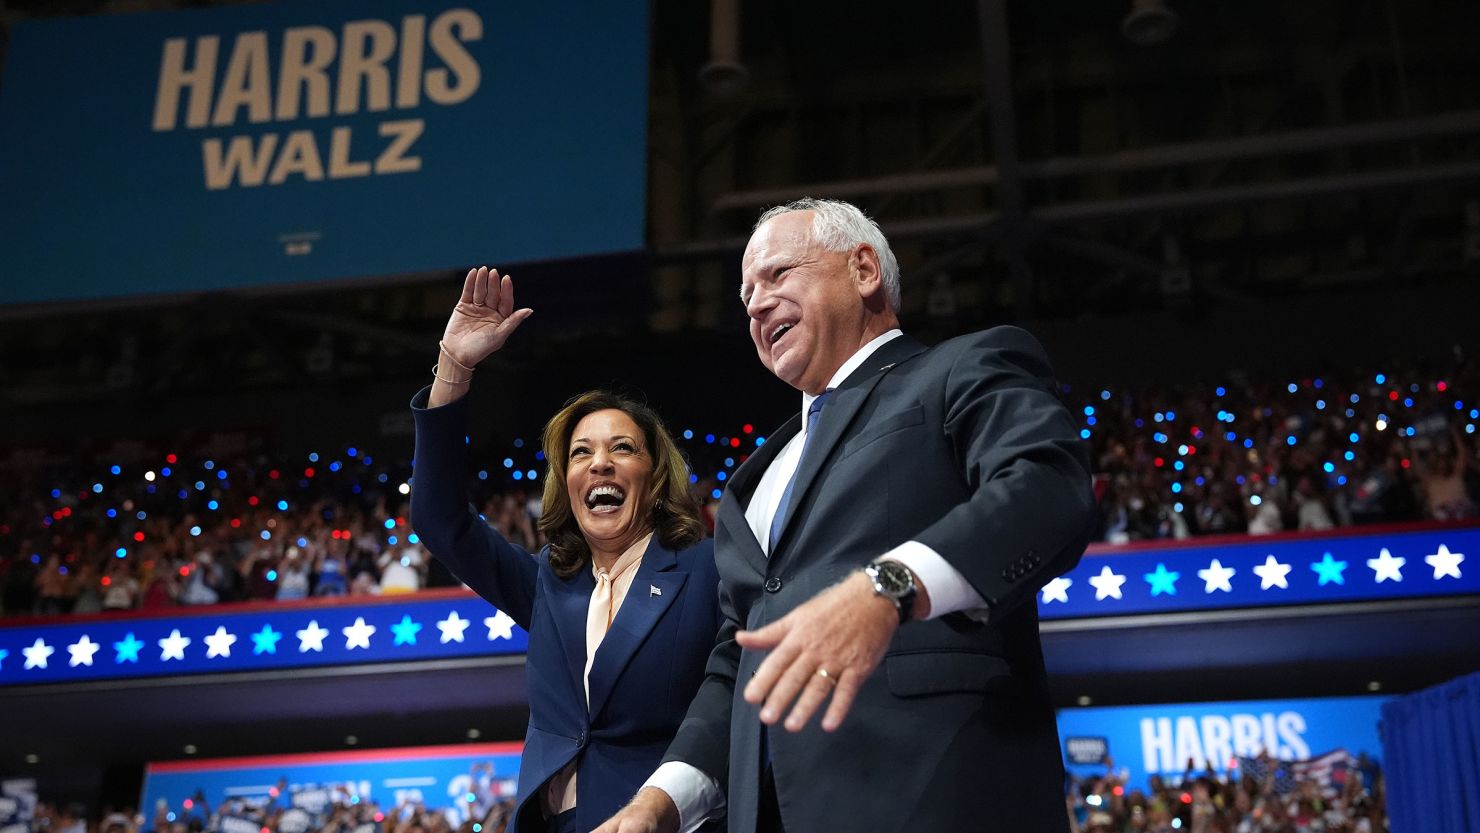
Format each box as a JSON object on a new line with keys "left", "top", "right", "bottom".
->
{"left": 851, "top": 243, "right": 883, "bottom": 300}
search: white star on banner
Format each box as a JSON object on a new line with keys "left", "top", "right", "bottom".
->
{"left": 1425, "top": 544, "right": 1464, "bottom": 580}
{"left": 297, "top": 620, "right": 330, "bottom": 653}
{"left": 485, "top": 610, "right": 515, "bottom": 641}
{"left": 1041, "top": 576, "right": 1072, "bottom": 604}
{"left": 1088, "top": 565, "right": 1127, "bottom": 600}
{"left": 204, "top": 626, "right": 238, "bottom": 658}
{"left": 437, "top": 611, "right": 471, "bottom": 643}
{"left": 1252, "top": 555, "right": 1293, "bottom": 590}
{"left": 1198, "top": 559, "right": 1236, "bottom": 593}
{"left": 158, "top": 629, "right": 191, "bottom": 661}
{"left": 23, "top": 638, "right": 54, "bottom": 670}
{"left": 342, "top": 617, "right": 376, "bottom": 650}
{"left": 67, "top": 635, "right": 101, "bottom": 667}
{"left": 1368, "top": 548, "right": 1406, "bottom": 583}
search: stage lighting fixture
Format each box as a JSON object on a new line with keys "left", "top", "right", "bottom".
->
{"left": 1122, "top": 0, "right": 1179, "bottom": 46}
{"left": 699, "top": 0, "right": 749, "bottom": 97}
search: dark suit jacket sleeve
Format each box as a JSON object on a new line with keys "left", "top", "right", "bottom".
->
{"left": 409, "top": 385, "right": 539, "bottom": 630}
{"left": 658, "top": 568, "right": 736, "bottom": 788}
{"left": 912, "top": 326, "right": 1097, "bottom": 615}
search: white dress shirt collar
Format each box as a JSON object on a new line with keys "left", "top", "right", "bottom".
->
{"left": 800, "top": 329, "right": 903, "bottom": 427}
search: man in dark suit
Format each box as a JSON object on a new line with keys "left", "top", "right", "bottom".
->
{"left": 596, "top": 199, "right": 1096, "bottom": 833}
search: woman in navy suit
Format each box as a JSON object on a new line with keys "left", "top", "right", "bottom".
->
{"left": 411, "top": 267, "right": 723, "bottom": 833}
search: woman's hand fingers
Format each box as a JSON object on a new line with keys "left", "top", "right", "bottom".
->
{"left": 483, "top": 267, "right": 500, "bottom": 311}
{"left": 460, "top": 268, "right": 477, "bottom": 304}
{"left": 498, "top": 273, "right": 515, "bottom": 318}
{"left": 470, "top": 265, "right": 489, "bottom": 306}
{"left": 491, "top": 308, "right": 534, "bottom": 350}
{"left": 443, "top": 268, "right": 533, "bottom": 366}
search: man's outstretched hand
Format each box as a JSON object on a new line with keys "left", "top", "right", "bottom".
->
{"left": 735, "top": 571, "right": 902, "bottom": 733}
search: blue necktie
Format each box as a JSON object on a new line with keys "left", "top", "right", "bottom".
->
{"left": 760, "top": 389, "right": 832, "bottom": 767}
{"left": 767, "top": 390, "right": 831, "bottom": 553}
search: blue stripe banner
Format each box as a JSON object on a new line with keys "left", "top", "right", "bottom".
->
{"left": 0, "top": 590, "right": 526, "bottom": 687}
{"left": 4, "top": 524, "right": 1472, "bottom": 686}
{"left": 1039, "top": 523, "right": 1479, "bottom": 619}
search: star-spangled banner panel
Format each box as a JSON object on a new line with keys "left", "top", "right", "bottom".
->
{"left": 6, "top": 526, "right": 1474, "bottom": 683}
{"left": 0, "top": 593, "right": 527, "bottom": 687}
{"left": 1038, "top": 525, "right": 1480, "bottom": 620}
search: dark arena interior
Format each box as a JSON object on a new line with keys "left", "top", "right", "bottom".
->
{"left": 2, "top": 1, "right": 1479, "bottom": 832}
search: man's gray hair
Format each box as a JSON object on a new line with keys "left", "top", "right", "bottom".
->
{"left": 754, "top": 198, "right": 902, "bottom": 313}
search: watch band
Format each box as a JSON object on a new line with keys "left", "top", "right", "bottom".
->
{"left": 865, "top": 559, "right": 916, "bottom": 624}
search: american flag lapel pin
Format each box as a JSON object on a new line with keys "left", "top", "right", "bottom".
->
{"left": 649, "top": 584, "right": 662, "bottom": 597}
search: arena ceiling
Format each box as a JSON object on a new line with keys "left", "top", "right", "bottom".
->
{"left": 2, "top": 0, "right": 1478, "bottom": 416}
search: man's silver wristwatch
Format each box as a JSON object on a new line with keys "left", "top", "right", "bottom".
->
{"left": 863, "top": 558, "right": 917, "bottom": 624}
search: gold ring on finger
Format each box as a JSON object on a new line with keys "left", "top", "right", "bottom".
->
{"left": 816, "top": 667, "right": 836, "bottom": 685}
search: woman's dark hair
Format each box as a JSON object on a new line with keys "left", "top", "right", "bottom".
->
{"left": 538, "top": 391, "right": 705, "bottom": 577}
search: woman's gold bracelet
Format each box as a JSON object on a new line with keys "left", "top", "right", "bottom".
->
{"left": 438, "top": 340, "right": 476, "bottom": 373}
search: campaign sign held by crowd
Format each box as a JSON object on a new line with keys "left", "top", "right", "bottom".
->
{"left": 0, "top": 780, "right": 36, "bottom": 833}
{"left": 1065, "top": 736, "right": 1110, "bottom": 766}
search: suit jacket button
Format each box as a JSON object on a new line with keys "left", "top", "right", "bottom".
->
{"left": 577, "top": 731, "right": 587, "bottom": 747}
{"left": 764, "top": 577, "right": 783, "bottom": 593}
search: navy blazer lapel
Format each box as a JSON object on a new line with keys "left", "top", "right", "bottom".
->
{"left": 720, "top": 414, "right": 801, "bottom": 574}
{"left": 729, "top": 413, "right": 800, "bottom": 504}
{"left": 586, "top": 540, "right": 685, "bottom": 720}
{"left": 546, "top": 564, "right": 594, "bottom": 705}
{"left": 771, "top": 336, "right": 928, "bottom": 555}
{"left": 717, "top": 492, "right": 765, "bottom": 576}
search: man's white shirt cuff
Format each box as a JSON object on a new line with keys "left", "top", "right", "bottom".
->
{"left": 642, "top": 761, "right": 725, "bottom": 833}
{"left": 882, "top": 540, "right": 991, "bottom": 622}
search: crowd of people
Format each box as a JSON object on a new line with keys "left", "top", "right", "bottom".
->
{"left": 1081, "top": 359, "right": 1479, "bottom": 542}
{"left": 22, "top": 770, "right": 521, "bottom": 833}
{"left": 2, "top": 357, "right": 1476, "bottom": 619}
{"left": 1068, "top": 755, "right": 1386, "bottom": 833}
{"left": 0, "top": 447, "right": 549, "bottom": 619}
{"left": 24, "top": 754, "right": 1387, "bottom": 833}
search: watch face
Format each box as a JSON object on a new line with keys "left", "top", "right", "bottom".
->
{"left": 872, "top": 560, "right": 913, "bottom": 595}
